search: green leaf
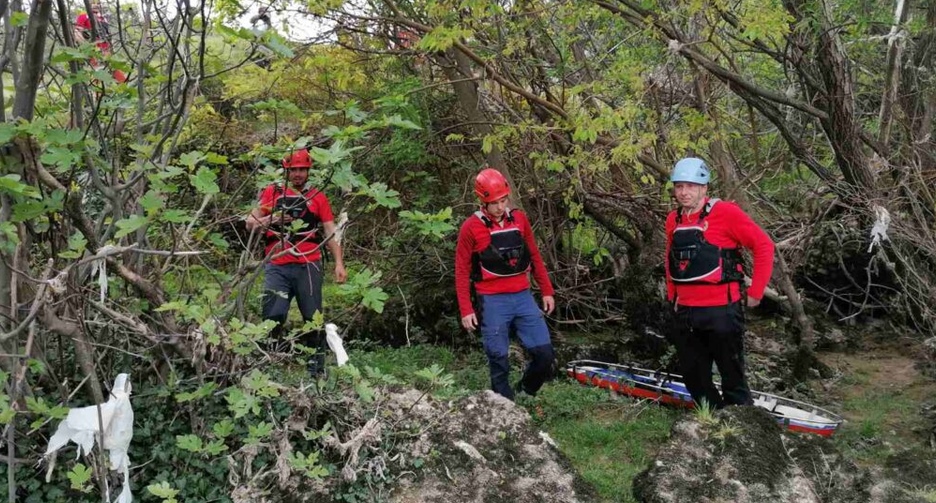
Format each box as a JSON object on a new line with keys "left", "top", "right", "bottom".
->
{"left": 161, "top": 210, "right": 191, "bottom": 223}
{"left": 361, "top": 286, "right": 389, "bottom": 313}
{"left": 204, "top": 439, "right": 229, "bottom": 456}
{"left": 204, "top": 152, "right": 229, "bottom": 165}
{"left": 62, "top": 232, "right": 88, "bottom": 259}
{"left": 416, "top": 26, "right": 472, "bottom": 51}
{"left": 138, "top": 190, "right": 165, "bottom": 215}
{"left": 0, "top": 123, "right": 16, "bottom": 144}
{"left": 247, "top": 421, "right": 273, "bottom": 441}
{"left": 261, "top": 32, "right": 294, "bottom": 58}
{"left": 365, "top": 182, "right": 401, "bottom": 209}
{"left": 179, "top": 151, "right": 205, "bottom": 168}
{"left": 190, "top": 167, "right": 219, "bottom": 195}
{"left": 175, "top": 434, "right": 204, "bottom": 453}
{"left": 147, "top": 481, "right": 180, "bottom": 500}
{"left": 226, "top": 387, "right": 261, "bottom": 418}
{"left": 0, "top": 222, "right": 19, "bottom": 254}
{"left": 67, "top": 463, "right": 93, "bottom": 492}
{"left": 354, "top": 381, "right": 375, "bottom": 403}
{"left": 10, "top": 12, "right": 29, "bottom": 27}
{"left": 174, "top": 382, "right": 217, "bottom": 403}
{"left": 212, "top": 419, "right": 235, "bottom": 438}
{"left": 0, "top": 393, "right": 15, "bottom": 424}
{"left": 25, "top": 396, "right": 50, "bottom": 415}
{"left": 383, "top": 114, "right": 422, "bottom": 130}
{"left": 11, "top": 200, "right": 47, "bottom": 223}
{"left": 0, "top": 175, "right": 41, "bottom": 198}
{"left": 207, "top": 232, "right": 229, "bottom": 250}
{"left": 214, "top": 23, "right": 255, "bottom": 41}
{"left": 114, "top": 215, "right": 149, "bottom": 238}
{"left": 40, "top": 146, "right": 82, "bottom": 171}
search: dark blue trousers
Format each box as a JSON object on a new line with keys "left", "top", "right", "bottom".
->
{"left": 262, "top": 262, "right": 326, "bottom": 372}
{"left": 670, "top": 302, "right": 752, "bottom": 408}
{"left": 478, "top": 290, "right": 554, "bottom": 400}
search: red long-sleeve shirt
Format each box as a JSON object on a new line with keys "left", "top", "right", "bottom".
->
{"left": 665, "top": 199, "right": 775, "bottom": 306}
{"left": 258, "top": 184, "right": 334, "bottom": 265}
{"left": 455, "top": 209, "right": 555, "bottom": 318}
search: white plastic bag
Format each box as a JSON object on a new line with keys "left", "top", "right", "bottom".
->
{"left": 45, "top": 373, "right": 134, "bottom": 503}
{"left": 325, "top": 323, "right": 349, "bottom": 366}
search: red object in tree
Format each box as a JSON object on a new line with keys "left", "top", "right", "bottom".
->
{"left": 76, "top": 9, "right": 126, "bottom": 83}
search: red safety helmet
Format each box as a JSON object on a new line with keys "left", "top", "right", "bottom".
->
{"left": 282, "top": 149, "right": 312, "bottom": 169}
{"left": 474, "top": 167, "right": 510, "bottom": 203}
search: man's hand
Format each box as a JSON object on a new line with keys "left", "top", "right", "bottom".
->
{"left": 334, "top": 263, "right": 348, "bottom": 283}
{"left": 746, "top": 295, "right": 761, "bottom": 308}
{"left": 461, "top": 313, "right": 478, "bottom": 331}
{"left": 542, "top": 295, "right": 555, "bottom": 315}
{"left": 271, "top": 213, "right": 293, "bottom": 225}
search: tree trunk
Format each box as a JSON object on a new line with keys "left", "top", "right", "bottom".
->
{"left": 12, "top": 0, "right": 52, "bottom": 121}
{"left": 438, "top": 49, "right": 516, "bottom": 195}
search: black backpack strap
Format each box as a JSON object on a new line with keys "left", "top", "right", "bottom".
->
{"left": 474, "top": 210, "right": 493, "bottom": 228}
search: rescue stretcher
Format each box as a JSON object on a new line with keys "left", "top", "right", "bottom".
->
{"left": 565, "top": 360, "right": 844, "bottom": 437}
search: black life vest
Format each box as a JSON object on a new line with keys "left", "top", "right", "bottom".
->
{"left": 668, "top": 199, "right": 744, "bottom": 285}
{"left": 264, "top": 183, "right": 323, "bottom": 246}
{"left": 471, "top": 209, "right": 532, "bottom": 282}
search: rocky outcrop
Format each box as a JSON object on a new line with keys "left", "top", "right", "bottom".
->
{"left": 388, "top": 390, "right": 591, "bottom": 503}
{"left": 632, "top": 406, "right": 936, "bottom": 503}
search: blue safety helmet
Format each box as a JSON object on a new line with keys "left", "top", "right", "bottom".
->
{"left": 670, "top": 157, "right": 710, "bottom": 184}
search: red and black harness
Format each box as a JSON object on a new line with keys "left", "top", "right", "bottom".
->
{"left": 470, "top": 209, "right": 532, "bottom": 282}
{"left": 265, "top": 183, "right": 324, "bottom": 252}
{"left": 668, "top": 199, "right": 745, "bottom": 301}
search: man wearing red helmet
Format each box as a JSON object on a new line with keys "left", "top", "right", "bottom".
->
{"left": 74, "top": 2, "right": 127, "bottom": 83}
{"left": 246, "top": 149, "right": 347, "bottom": 375}
{"left": 455, "top": 167, "right": 556, "bottom": 400}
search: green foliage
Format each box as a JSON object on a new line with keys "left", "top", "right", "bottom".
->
{"left": 399, "top": 208, "right": 456, "bottom": 240}
{"left": 351, "top": 345, "right": 490, "bottom": 398}
{"left": 692, "top": 399, "right": 718, "bottom": 427}
{"left": 24, "top": 397, "right": 69, "bottom": 430}
{"left": 66, "top": 463, "right": 93, "bottom": 493}
{"left": 289, "top": 450, "right": 330, "bottom": 480}
{"left": 413, "top": 363, "right": 455, "bottom": 390}
{"left": 904, "top": 487, "right": 936, "bottom": 503}
{"left": 339, "top": 268, "right": 390, "bottom": 314}
{"left": 147, "top": 481, "right": 180, "bottom": 503}
{"left": 416, "top": 26, "right": 473, "bottom": 51}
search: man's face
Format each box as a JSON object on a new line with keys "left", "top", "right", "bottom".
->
{"left": 484, "top": 195, "right": 509, "bottom": 220}
{"left": 673, "top": 182, "right": 708, "bottom": 212}
{"left": 287, "top": 168, "right": 309, "bottom": 188}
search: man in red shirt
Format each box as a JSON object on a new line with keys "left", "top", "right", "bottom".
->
{"left": 74, "top": 2, "right": 127, "bottom": 83}
{"left": 246, "top": 149, "right": 347, "bottom": 374}
{"left": 455, "top": 167, "right": 556, "bottom": 400}
{"left": 665, "top": 157, "right": 775, "bottom": 408}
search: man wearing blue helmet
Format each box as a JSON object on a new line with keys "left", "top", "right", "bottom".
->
{"left": 665, "top": 157, "right": 775, "bottom": 408}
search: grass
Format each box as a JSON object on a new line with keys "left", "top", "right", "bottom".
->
{"left": 834, "top": 387, "right": 922, "bottom": 464}
{"left": 905, "top": 487, "right": 936, "bottom": 503}
{"left": 522, "top": 382, "right": 681, "bottom": 503}
{"left": 349, "top": 343, "right": 490, "bottom": 398}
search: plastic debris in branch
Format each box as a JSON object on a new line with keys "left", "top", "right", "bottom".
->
{"left": 44, "top": 373, "right": 134, "bottom": 503}
{"left": 325, "top": 323, "right": 349, "bottom": 366}
{"left": 868, "top": 205, "right": 891, "bottom": 252}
